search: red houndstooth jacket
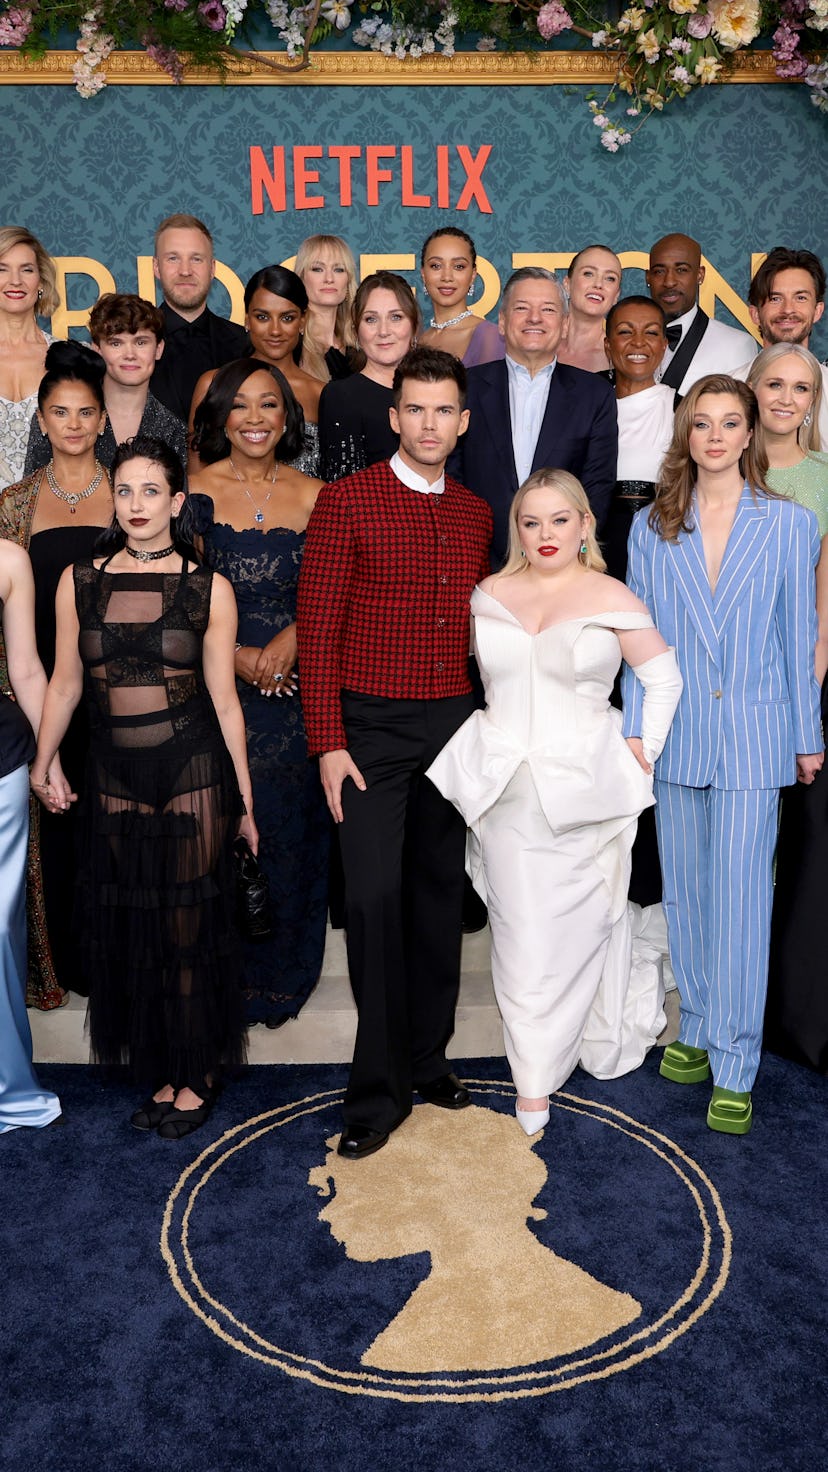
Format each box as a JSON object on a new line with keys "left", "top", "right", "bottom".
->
{"left": 297, "top": 460, "right": 493, "bottom": 754}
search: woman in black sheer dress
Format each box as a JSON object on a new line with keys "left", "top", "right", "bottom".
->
{"left": 31, "top": 435, "right": 257, "bottom": 1138}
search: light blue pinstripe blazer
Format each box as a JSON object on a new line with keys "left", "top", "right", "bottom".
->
{"left": 622, "top": 486, "right": 823, "bottom": 790}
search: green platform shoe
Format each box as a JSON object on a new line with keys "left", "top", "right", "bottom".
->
{"left": 707, "top": 1087, "right": 752, "bottom": 1135}
{"left": 659, "top": 1041, "right": 711, "bottom": 1084}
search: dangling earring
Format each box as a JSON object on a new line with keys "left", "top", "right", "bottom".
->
{"left": 520, "top": 549, "right": 526, "bottom": 558}
{"left": 37, "top": 288, "right": 43, "bottom": 300}
{"left": 804, "top": 412, "right": 812, "bottom": 427}
{"left": 579, "top": 541, "right": 588, "bottom": 564}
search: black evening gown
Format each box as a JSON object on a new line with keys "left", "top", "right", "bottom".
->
{"left": 30, "top": 525, "right": 106, "bottom": 996}
{"left": 74, "top": 559, "right": 245, "bottom": 1088}
{"left": 765, "top": 681, "right": 828, "bottom": 1073}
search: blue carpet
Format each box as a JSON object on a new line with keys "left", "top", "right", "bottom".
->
{"left": 1, "top": 1052, "right": 826, "bottom": 1472}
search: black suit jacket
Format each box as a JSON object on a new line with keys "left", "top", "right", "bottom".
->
{"left": 450, "top": 359, "right": 618, "bottom": 567}
{"left": 150, "top": 303, "right": 249, "bottom": 422}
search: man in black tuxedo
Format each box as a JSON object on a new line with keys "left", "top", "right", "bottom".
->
{"left": 449, "top": 266, "right": 617, "bottom": 565}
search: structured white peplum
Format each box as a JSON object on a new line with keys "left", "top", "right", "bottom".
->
{"left": 427, "top": 589, "right": 678, "bottom": 1097}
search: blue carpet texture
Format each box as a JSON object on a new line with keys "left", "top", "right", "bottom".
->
{"left": 1, "top": 1052, "right": 825, "bottom": 1472}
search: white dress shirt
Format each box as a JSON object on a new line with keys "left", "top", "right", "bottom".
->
{"left": 506, "top": 355, "right": 555, "bottom": 485}
{"left": 389, "top": 450, "right": 445, "bottom": 496}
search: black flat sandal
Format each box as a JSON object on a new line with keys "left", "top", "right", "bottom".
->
{"left": 157, "top": 1083, "right": 219, "bottom": 1141}
{"left": 131, "top": 1097, "right": 175, "bottom": 1132}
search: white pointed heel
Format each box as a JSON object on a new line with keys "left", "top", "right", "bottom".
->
{"left": 515, "top": 1102, "right": 550, "bottom": 1136}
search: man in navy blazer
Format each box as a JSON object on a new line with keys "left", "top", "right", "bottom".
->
{"left": 449, "top": 267, "right": 617, "bottom": 566}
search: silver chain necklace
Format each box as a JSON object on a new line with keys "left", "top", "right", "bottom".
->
{"left": 429, "top": 309, "right": 474, "bottom": 331}
{"left": 229, "top": 458, "right": 278, "bottom": 525}
{"left": 46, "top": 460, "right": 104, "bottom": 513}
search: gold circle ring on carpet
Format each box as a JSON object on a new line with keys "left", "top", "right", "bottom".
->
{"left": 161, "top": 1082, "right": 732, "bottom": 1403}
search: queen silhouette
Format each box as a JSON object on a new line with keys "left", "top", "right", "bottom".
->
{"left": 308, "top": 1103, "right": 641, "bottom": 1372}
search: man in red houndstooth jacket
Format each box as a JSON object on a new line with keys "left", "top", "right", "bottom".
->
{"left": 298, "top": 346, "right": 493, "bottom": 1159}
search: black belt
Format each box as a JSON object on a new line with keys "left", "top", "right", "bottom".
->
{"left": 615, "top": 480, "right": 656, "bottom": 504}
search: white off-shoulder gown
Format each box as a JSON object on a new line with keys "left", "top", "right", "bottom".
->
{"left": 427, "top": 589, "right": 666, "bottom": 1096}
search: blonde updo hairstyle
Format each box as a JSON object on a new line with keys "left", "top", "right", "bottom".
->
{"left": 0, "top": 225, "right": 60, "bottom": 317}
{"left": 500, "top": 468, "right": 606, "bottom": 577}
{"left": 747, "top": 341, "right": 824, "bottom": 454}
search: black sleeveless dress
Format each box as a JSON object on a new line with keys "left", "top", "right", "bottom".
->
{"left": 74, "top": 558, "right": 245, "bottom": 1089}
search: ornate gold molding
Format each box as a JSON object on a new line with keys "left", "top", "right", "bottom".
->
{"left": 0, "top": 48, "right": 793, "bottom": 86}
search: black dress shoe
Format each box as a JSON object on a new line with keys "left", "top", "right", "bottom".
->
{"left": 417, "top": 1073, "right": 471, "bottom": 1109}
{"left": 337, "top": 1125, "right": 389, "bottom": 1159}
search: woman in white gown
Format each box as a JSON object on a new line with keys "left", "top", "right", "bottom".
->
{"left": 428, "top": 470, "right": 682, "bottom": 1134}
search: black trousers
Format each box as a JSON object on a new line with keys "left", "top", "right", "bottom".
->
{"left": 338, "top": 691, "right": 474, "bottom": 1133}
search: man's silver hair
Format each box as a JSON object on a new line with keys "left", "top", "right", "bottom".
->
{"left": 501, "top": 267, "right": 569, "bottom": 316}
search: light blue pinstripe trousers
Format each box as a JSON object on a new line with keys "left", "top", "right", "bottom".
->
{"left": 654, "top": 780, "right": 779, "bottom": 1094}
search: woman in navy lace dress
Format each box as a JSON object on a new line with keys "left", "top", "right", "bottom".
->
{"left": 190, "top": 359, "right": 329, "bottom": 1027}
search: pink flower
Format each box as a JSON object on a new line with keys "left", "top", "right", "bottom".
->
{"left": 536, "top": 1, "right": 573, "bottom": 40}
{"left": 198, "top": 0, "right": 227, "bottom": 30}
{"left": 165, "top": 0, "right": 189, "bottom": 10}
{"left": 687, "top": 12, "right": 713, "bottom": 35}
{"left": 0, "top": 5, "right": 34, "bottom": 46}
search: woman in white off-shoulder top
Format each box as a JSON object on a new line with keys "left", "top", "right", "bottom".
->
{"left": 427, "top": 469, "right": 682, "bottom": 1134}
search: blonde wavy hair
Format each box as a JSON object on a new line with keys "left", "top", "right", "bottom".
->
{"left": 650, "top": 375, "right": 769, "bottom": 543}
{"left": 747, "top": 342, "right": 824, "bottom": 455}
{"left": 500, "top": 468, "right": 606, "bottom": 576}
{"left": 295, "top": 234, "right": 358, "bottom": 382}
{"left": 0, "top": 226, "right": 60, "bottom": 317}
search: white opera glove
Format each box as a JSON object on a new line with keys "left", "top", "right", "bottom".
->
{"left": 632, "top": 648, "right": 683, "bottom": 767}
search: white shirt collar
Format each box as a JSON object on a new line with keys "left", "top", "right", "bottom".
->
{"left": 505, "top": 353, "right": 556, "bottom": 381}
{"left": 390, "top": 451, "right": 445, "bottom": 496}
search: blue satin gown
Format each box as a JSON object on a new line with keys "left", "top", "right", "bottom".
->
{"left": 0, "top": 754, "right": 61, "bottom": 1132}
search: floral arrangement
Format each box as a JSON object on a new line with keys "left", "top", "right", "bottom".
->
{"left": 0, "top": 1, "right": 825, "bottom": 143}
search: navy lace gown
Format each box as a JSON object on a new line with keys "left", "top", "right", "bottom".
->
{"left": 193, "top": 497, "right": 329, "bottom": 1026}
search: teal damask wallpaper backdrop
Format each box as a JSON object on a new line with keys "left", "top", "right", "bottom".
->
{"left": 3, "top": 78, "right": 826, "bottom": 352}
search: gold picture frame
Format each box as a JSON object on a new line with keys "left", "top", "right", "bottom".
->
{"left": 0, "top": 48, "right": 787, "bottom": 86}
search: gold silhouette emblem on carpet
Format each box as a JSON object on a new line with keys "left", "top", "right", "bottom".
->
{"left": 308, "top": 1104, "right": 641, "bottom": 1372}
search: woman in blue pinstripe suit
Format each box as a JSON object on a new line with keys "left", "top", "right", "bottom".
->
{"left": 622, "top": 375, "right": 823, "bottom": 1134}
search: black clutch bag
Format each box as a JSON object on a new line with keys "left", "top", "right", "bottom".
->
{"left": 232, "top": 837, "right": 273, "bottom": 941}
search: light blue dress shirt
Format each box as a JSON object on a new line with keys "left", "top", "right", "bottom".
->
{"left": 506, "top": 355, "right": 556, "bottom": 486}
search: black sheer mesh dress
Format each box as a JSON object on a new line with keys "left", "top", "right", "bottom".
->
{"left": 74, "top": 558, "right": 245, "bottom": 1090}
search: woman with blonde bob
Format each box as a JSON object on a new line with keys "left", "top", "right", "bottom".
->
{"left": 428, "top": 468, "right": 682, "bottom": 1134}
{"left": 294, "top": 233, "right": 358, "bottom": 382}
{"left": 622, "top": 374, "right": 823, "bottom": 1134}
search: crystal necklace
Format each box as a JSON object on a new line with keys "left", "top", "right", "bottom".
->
{"left": 429, "top": 309, "right": 474, "bottom": 331}
{"left": 46, "top": 460, "right": 104, "bottom": 513}
{"left": 229, "top": 458, "right": 278, "bottom": 525}
{"left": 126, "top": 543, "right": 176, "bottom": 563}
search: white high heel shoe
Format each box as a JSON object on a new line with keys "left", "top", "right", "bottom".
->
{"left": 515, "top": 1101, "right": 550, "bottom": 1136}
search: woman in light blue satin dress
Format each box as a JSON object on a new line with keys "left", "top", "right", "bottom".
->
{"left": 0, "top": 538, "right": 62, "bottom": 1132}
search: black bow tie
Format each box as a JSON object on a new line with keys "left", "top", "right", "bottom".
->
{"left": 666, "top": 324, "right": 682, "bottom": 349}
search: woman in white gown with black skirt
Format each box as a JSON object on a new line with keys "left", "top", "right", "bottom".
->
{"left": 427, "top": 470, "right": 682, "bottom": 1134}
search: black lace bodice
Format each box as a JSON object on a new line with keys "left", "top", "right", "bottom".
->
{"left": 74, "top": 560, "right": 221, "bottom": 755}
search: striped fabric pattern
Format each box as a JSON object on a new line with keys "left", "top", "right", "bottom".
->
{"left": 621, "top": 486, "right": 823, "bottom": 788}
